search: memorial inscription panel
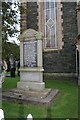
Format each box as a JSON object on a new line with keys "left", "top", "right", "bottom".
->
{"left": 23, "top": 40, "right": 37, "bottom": 67}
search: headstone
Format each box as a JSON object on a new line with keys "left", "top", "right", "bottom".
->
{"left": 17, "top": 29, "right": 45, "bottom": 91}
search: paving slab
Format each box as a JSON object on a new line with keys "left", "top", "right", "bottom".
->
{"left": 2, "top": 89, "right": 59, "bottom": 106}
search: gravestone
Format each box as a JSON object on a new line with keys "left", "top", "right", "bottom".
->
{"left": 17, "top": 29, "right": 45, "bottom": 91}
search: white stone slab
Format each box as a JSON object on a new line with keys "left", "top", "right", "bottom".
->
{"left": 20, "top": 71, "right": 43, "bottom": 82}
{"left": 17, "top": 81, "right": 45, "bottom": 91}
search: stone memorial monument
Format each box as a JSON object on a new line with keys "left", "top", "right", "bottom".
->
{"left": 2, "top": 29, "right": 59, "bottom": 105}
{"left": 17, "top": 29, "right": 45, "bottom": 91}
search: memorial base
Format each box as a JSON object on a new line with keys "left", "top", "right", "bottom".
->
{"left": 20, "top": 68, "right": 44, "bottom": 82}
{"left": 17, "top": 81, "right": 45, "bottom": 91}
{"left": 3, "top": 88, "right": 59, "bottom": 105}
{"left": 17, "top": 67, "right": 45, "bottom": 91}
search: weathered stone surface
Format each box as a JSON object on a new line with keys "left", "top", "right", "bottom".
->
{"left": 19, "top": 29, "right": 43, "bottom": 41}
{"left": 27, "top": 2, "right": 38, "bottom": 31}
{"left": 19, "top": 29, "right": 45, "bottom": 91}
{"left": 2, "top": 88, "right": 59, "bottom": 105}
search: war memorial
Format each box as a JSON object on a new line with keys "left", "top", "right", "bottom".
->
{"left": 2, "top": 29, "right": 59, "bottom": 105}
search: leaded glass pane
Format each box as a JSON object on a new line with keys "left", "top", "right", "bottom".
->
{"left": 51, "top": 2, "right": 54, "bottom": 8}
{"left": 51, "top": 26, "right": 56, "bottom": 47}
{"left": 46, "top": 2, "right": 49, "bottom": 9}
{"left": 51, "top": 8, "right": 55, "bottom": 20}
{"left": 45, "top": 9, "right": 50, "bottom": 21}
{"left": 46, "top": 18, "right": 54, "bottom": 28}
{"left": 44, "top": 0, "right": 56, "bottom": 48}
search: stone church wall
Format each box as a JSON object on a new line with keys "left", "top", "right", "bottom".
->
{"left": 21, "top": 2, "right": 78, "bottom": 75}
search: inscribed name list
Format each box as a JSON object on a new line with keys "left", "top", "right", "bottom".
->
{"left": 23, "top": 40, "right": 37, "bottom": 67}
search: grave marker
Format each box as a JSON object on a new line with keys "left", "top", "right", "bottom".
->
{"left": 17, "top": 29, "right": 45, "bottom": 91}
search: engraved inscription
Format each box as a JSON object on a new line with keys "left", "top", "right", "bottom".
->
{"left": 23, "top": 40, "right": 37, "bottom": 67}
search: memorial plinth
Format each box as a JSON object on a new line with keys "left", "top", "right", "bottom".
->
{"left": 17, "top": 29, "right": 45, "bottom": 91}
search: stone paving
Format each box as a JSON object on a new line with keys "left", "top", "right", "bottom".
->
{"left": 2, "top": 89, "right": 59, "bottom": 106}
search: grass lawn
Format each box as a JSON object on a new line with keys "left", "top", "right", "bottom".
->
{"left": 2, "top": 76, "right": 78, "bottom": 119}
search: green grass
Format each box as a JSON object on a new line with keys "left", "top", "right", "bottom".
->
{"left": 2, "top": 76, "right": 19, "bottom": 91}
{"left": 2, "top": 76, "right": 78, "bottom": 119}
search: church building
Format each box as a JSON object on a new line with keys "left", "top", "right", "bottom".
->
{"left": 20, "top": 0, "right": 80, "bottom": 80}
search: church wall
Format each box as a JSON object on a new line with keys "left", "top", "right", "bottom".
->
{"left": 21, "top": 2, "right": 78, "bottom": 74}
{"left": 43, "top": 2, "right": 78, "bottom": 73}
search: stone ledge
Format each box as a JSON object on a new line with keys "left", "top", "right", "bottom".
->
{"left": 44, "top": 73, "right": 78, "bottom": 81}
{"left": 19, "top": 67, "right": 44, "bottom": 72}
{"left": 44, "top": 73, "right": 77, "bottom": 76}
